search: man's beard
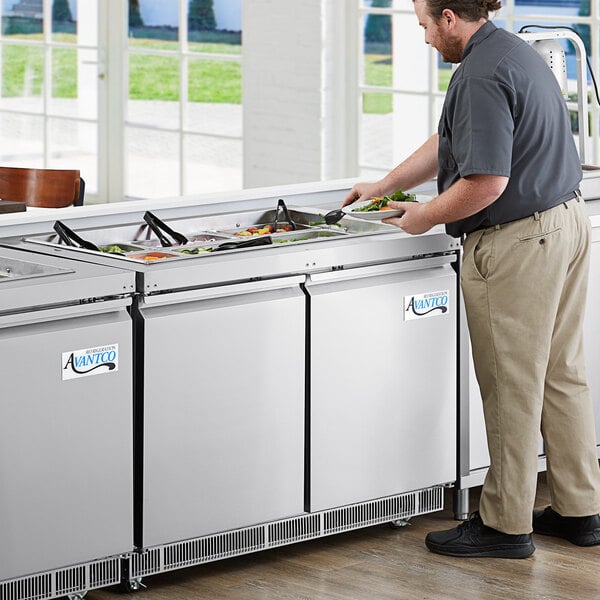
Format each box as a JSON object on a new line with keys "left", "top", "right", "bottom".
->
{"left": 439, "top": 37, "right": 463, "bottom": 63}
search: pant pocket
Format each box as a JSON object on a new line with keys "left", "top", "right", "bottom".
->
{"left": 518, "top": 226, "right": 561, "bottom": 243}
{"left": 464, "top": 229, "right": 492, "bottom": 281}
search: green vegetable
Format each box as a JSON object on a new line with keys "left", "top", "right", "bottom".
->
{"left": 179, "top": 247, "right": 212, "bottom": 254}
{"left": 352, "top": 189, "right": 417, "bottom": 212}
{"left": 99, "top": 244, "right": 126, "bottom": 254}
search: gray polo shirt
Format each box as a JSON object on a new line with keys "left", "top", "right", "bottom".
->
{"left": 438, "top": 22, "right": 581, "bottom": 237}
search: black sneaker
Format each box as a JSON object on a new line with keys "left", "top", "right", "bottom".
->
{"left": 425, "top": 512, "right": 535, "bottom": 558}
{"left": 533, "top": 506, "right": 600, "bottom": 546}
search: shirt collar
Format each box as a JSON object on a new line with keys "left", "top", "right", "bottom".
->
{"left": 461, "top": 21, "right": 497, "bottom": 61}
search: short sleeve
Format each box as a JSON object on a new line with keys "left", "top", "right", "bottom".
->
{"left": 446, "top": 76, "right": 515, "bottom": 178}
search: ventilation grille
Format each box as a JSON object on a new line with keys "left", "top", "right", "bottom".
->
{"left": 0, "top": 574, "right": 51, "bottom": 600}
{"left": 88, "top": 558, "right": 120, "bottom": 589}
{"left": 267, "top": 514, "right": 320, "bottom": 547}
{"left": 55, "top": 566, "right": 85, "bottom": 597}
{"left": 130, "top": 485, "right": 444, "bottom": 581}
{"left": 163, "top": 525, "right": 265, "bottom": 571}
{"left": 419, "top": 486, "right": 444, "bottom": 513}
{"left": 325, "top": 486, "right": 443, "bottom": 535}
{"left": 131, "top": 548, "right": 161, "bottom": 578}
{"left": 0, "top": 557, "right": 121, "bottom": 600}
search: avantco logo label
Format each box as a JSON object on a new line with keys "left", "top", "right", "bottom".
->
{"left": 62, "top": 344, "right": 119, "bottom": 380}
{"left": 404, "top": 290, "right": 449, "bottom": 321}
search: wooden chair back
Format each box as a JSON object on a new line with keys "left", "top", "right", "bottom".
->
{"left": 0, "top": 167, "right": 85, "bottom": 208}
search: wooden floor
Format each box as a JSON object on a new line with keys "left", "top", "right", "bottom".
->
{"left": 88, "top": 477, "right": 600, "bottom": 600}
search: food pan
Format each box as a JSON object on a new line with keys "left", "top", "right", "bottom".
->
{"left": 125, "top": 251, "right": 181, "bottom": 262}
{"left": 272, "top": 229, "right": 348, "bottom": 244}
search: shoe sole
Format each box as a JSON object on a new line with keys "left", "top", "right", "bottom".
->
{"left": 425, "top": 540, "right": 535, "bottom": 558}
{"left": 533, "top": 527, "right": 600, "bottom": 547}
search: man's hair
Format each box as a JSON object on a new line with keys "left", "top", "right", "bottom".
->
{"left": 422, "top": 0, "right": 501, "bottom": 21}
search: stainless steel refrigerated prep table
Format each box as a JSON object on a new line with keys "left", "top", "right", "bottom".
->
{"left": 0, "top": 187, "right": 461, "bottom": 594}
{"left": 0, "top": 245, "right": 135, "bottom": 597}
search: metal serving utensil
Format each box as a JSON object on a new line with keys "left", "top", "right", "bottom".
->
{"left": 324, "top": 208, "right": 345, "bottom": 225}
{"left": 143, "top": 211, "right": 189, "bottom": 247}
{"left": 53, "top": 220, "right": 100, "bottom": 252}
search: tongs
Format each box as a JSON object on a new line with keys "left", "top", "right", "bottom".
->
{"left": 143, "top": 211, "right": 189, "bottom": 247}
{"left": 53, "top": 220, "right": 100, "bottom": 252}
{"left": 213, "top": 236, "right": 273, "bottom": 252}
{"left": 272, "top": 198, "right": 297, "bottom": 232}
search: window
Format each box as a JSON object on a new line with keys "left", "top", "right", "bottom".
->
{"left": 0, "top": 0, "right": 243, "bottom": 204}
{"left": 125, "top": 0, "right": 242, "bottom": 200}
{"left": 0, "top": 0, "right": 101, "bottom": 198}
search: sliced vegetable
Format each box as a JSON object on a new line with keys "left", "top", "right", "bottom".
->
{"left": 352, "top": 189, "right": 417, "bottom": 212}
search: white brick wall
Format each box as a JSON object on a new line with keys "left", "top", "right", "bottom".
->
{"left": 243, "top": 0, "right": 325, "bottom": 187}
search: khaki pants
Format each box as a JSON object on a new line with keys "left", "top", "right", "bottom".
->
{"left": 462, "top": 195, "right": 600, "bottom": 534}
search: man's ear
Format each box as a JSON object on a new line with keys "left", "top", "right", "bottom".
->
{"left": 441, "top": 8, "right": 456, "bottom": 27}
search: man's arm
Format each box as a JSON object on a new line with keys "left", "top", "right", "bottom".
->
{"left": 342, "top": 134, "right": 439, "bottom": 207}
{"left": 385, "top": 173, "right": 509, "bottom": 235}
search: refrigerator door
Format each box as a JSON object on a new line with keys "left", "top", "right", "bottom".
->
{"left": 306, "top": 258, "right": 457, "bottom": 511}
{"left": 0, "top": 300, "right": 133, "bottom": 581}
{"left": 138, "top": 277, "right": 306, "bottom": 548}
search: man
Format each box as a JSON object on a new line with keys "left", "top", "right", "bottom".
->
{"left": 344, "top": 0, "right": 600, "bottom": 558}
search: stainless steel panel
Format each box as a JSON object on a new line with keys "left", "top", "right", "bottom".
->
{"left": 0, "top": 308, "right": 133, "bottom": 581}
{"left": 307, "top": 263, "right": 457, "bottom": 511}
{"left": 140, "top": 279, "right": 306, "bottom": 547}
{"left": 136, "top": 231, "right": 460, "bottom": 293}
{"left": 0, "top": 256, "right": 72, "bottom": 281}
{"left": 0, "top": 246, "right": 135, "bottom": 313}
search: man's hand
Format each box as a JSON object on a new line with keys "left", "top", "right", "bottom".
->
{"left": 383, "top": 200, "right": 435, "bottom": 235}
{"left": 342, "top": 182, "right": 384, "bottom": 207}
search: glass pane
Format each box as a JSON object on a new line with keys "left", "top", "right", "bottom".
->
{"left": 514, "top": 0, "right": 589, "bottom": 17}
{"left": 126, "top": 127, "right": 180, "bottom": 199}
{"left": 362, "top": 90, "right": 392, "bottom": 115}
{"left": 363, "top": 0, "right": 392, "bottom": 70}
{"left": 184, "top": 92, "right": 241, "bottom": 137}
{"left": 48, "top": 118, "right": 97, "bottom": 194}
{"left": 187, "top": 0, "right": 242, "bottom": 53}
{"left": 0, "top": 113, "right": 44, "bottom": 167}
{"left": 183, "top": 133, "right": 242, "bottom": 194}
{"left": 362, "top": 12, "right": 392, "bottom": 87}
{"left": 128, "top": 54, "right": 180, "bottom": 127}
{"left": 2, "top": 5, "right": 42, "bottom": 40}
{"left": 187, "top": 56, "right": 240, "bottom": 107}
{"left": 49, "top": 47, "right": 97, "bottom": 118}
{"left": 128, "top": 0, "right": 179, "bottom": 50}
{"left": 438, "top": 60, "right": 452, "bottom": 92}
{"left": 52, "top": 0, "right": 77, "bottom": 41}
{"left": 364, "top": 43, "right": 392, "bottom": 88}
{"left": 1, "top": 44, "right": 44, "bottom": 112}
{"left": 361, "top": 91, "right": 393, "bottom": 172}
{"left": 51, "top": 46, "right": 76, "bottom": 98}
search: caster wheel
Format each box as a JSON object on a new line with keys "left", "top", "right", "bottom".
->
{"left": 389, "top": 518, "right": 411, "bottom": 528}
{"left": 120, "top": 577, "right": 144, "bottom": 593}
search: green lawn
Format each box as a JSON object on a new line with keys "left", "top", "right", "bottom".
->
{"left": 2, "top": 32, "right": 242, "bottom": 103}
{"left": 363, "top": 53, "right": 452, "bottom": 114}
{"left": 1, "top": 33, "right": 450, "bottom": 113}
